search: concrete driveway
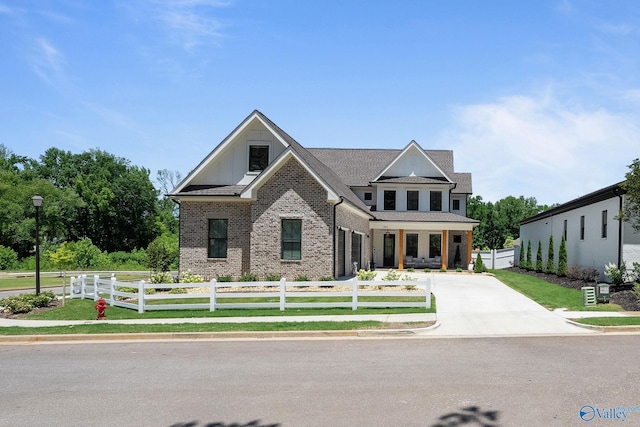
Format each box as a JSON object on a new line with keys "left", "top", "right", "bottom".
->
{"left": 424, "top": 273, "right": 595, "bottom": 337}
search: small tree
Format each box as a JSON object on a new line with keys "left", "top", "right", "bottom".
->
{"left": 545, "top": 235, "right": 555, "bottom": 274}
{"left": 474, "top": 253, "right": 487, "bottom": 273}
{"left": 518, "top": 240, "right": 525, "bottom": 267}
{"left": 557, "top": 236, "right": 568, "bottom": 277}
{"left": 535, "top": 241, "right": 543, "bottom": 272}
{"left": 146, "top": 234, "right": 179, "bottom": 272}
{"left": 46, "top": 242, "right": 74, "bottom": 274}
{"left": 619, "top": 158, "right": 640, "bottom": 232}
{"left": 525, "top": 240, "right": 532, "bottom": 270}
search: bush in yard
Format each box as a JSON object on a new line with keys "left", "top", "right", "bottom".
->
{"left": 179, "top": 269, "right": 203, "bottom": 283}
{"left": 566, "top": 265, "right": 599, "bottom": 282}
{"left": 238, "top": 272, "right": 258, "bottom": 282}
{"left": 294, "top": 275, "right": 310, "bottom": 281}
{"left": 604, "top": 262, "right": 629, "bottom": 286}
{"left": 264, "top": 273, "right": 282, "bottom": 281}
{"left": 557, "top": 236, "right": 568, "bottom": 277}
{"left": 519, "top": 240, "right": 525, "bottom": 267}
{"left": 319, "top": 276, "right": 333, "bottom": 281}
{"left": 0, "top": 291, "right": 56, "bottom": 314}
{"left": 216, "top": 274, "right": 233, "bottom": 282}
{"left": 150, "top": 271, "right": 173, "bottom": 284}
{"left": 381, "top": 269, "right": 401, "bottom": 281}
{"left": 535, "top": 241, "right": 543, "bottom": 272}
{"left": 474, "top": 253, "right": 487, "bottom": 273}
{"left": 0, "top": 245, "right": 18, "bottom": 270}
{"left": 169, "top": 287, "right": 188, "bottom": 294}
{"left": 356, "top": 269, "right": 376, "bottom": 280}
{"left": 68, "top": 238, "right": 108, "bottom": 269}
{"left": 146, "top": 233, "right": 178, "bottom": 272}
{"left": 525, "top": 240, "right": 532, "bottom": 270}
{"left": 545, "top": 235, "right": 555, "bottom": 274}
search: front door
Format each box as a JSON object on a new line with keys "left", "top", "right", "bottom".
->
{"left": 383, "top": 234, "right": 395, "bottom": 267}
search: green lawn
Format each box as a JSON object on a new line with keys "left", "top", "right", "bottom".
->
{"left": 0, "top": 320, "right": 399, "bottom": 335}
{"left": 573, "top": 317, "right": 640, "bottom": 326}
{"left": 0, "top": 272, "right": 151, "bottom": 291}
{"left": 491, "top": 269, "right": 621, "bottom": 312}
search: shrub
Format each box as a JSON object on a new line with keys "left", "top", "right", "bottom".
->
{"left": 456, "top": 267, "right": 463, "bottom": 273}
{"left": 216, "top": 274, "right": 233, "bottom": 282}
{"left": 0, "top": 291, "right": 56, "bottom": 314}
{"left": 401, "top": 274, "right": 418, "bottom": 281}
{"left": 567, "top": 266, "right": 599, "bottom": 282}
{"left": 474, "top": 253, "right": 487, "bottom": 273}
{"left": 381, "top": 269, "right": 401, "bottom": 281}
{"left": 294, "top": 275, "right": 310, "bottom": 281}
{"left": 319, "top": 276, "right": 334, "bottom": 281}
{"left": 519, "top": 241, "right": 525, "bottom": 267}
{"left": 179, "top": 269, "right": 203, "bottom": 283}
{"left": 557, "top": 237, "right": 568, "bottom": 277}
{"left": 535, "top": 241, "right": 543, "bottom": 272}
{"left": 150, "top": 271, "right": 173, "bottom": 284}
{"left": 545, "top": 235, "right": 555, "bottom": 274}
{"left": 238, "top": 272, "right": 258, "bottom": 282}
{"left": 169, "top": 287, "right": 188, "bottom": 294}
{"left": 108, "top": 249, "right": 148, "bottom": 270}
{"left": 264, "top": 273, "right": 282, "bottom": 282}
{"left": 604, "top": 262, "right": 628, "bottom": 286}
{"left": 404, "top": 284, "right": 416, "bottom": 290}
{"left": 406, "top": 267, "right": 415, "bottom": 272}
{"left": 423, "top": 268, "right": 431, "bottom": 273}
{"left": 525, "top": 241, "right": 532, "bottom": 270}
{"left": 356, "top": 269, "right": 376, "bottom": 281}
{"left": 0, "top": 245, "right": 18, "bottom": 270}
{"left": 146, "top": 234, "right": 179, "bottom": 272}
{"left": 439, "top": 268, "right": 447, "bottom": 272}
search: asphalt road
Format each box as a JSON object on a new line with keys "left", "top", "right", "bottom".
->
{"left": 1, "top": 335, "right": 639, "bottom": 426}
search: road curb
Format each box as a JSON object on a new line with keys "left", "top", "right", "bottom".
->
{"left": 564, "top": 318, "right": 640, "bottom": 333}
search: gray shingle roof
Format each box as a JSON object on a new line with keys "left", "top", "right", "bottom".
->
{"left": 176, "top": 185, "right": 246, "bottom": 196}
{"left": 372, "top": 211, "right": 479, "bottom": 223}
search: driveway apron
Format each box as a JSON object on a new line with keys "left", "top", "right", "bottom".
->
{"left": 427, "top": 274, "right": 595, "bottom": 337}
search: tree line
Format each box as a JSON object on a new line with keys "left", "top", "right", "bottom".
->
{"left": 0, "top": 144, "right": 180, "bottom": 270}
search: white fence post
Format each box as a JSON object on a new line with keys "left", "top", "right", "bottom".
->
{"left": 81, "top": 274, "right": 86, "bottom": 299}
{"left": 138, "top": 280, "right": 145, "bottom": 314}
{"left": 352, "top": 278, "right": 358, "bottom": 310}
{"left": 110, "top": 274, "right": 116, "bottom": 306}
{"left": 93, "top": 275, "right": 99, "bottom": 301}
{"left": 280, "top": 278, "right": 286, "bottom": 311}
{"left": 424, "top": 278, "right": 432, "bottom": 309}
{"left": 209, "top": 279, "right": 216, "bottom": 312}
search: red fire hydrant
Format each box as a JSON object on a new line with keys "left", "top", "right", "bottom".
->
{"left": 95, "top": 298, "right": 107, "bottom": 320}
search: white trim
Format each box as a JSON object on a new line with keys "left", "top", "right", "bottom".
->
{"left": 240, "top": 149, "right": 339, "bottom": 201}
{"left": 373, "top": 140, "right": 453, "bottom": 183}
{"left": 369, "top": 221, "right": 475, "bottom": 231}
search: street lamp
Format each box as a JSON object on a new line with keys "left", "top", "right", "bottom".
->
{"left": 32, "top": 195, "right": 43, "bottom": 295}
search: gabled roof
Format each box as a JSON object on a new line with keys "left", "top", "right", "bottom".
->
{"left": 170, "top": 110, "right": 372, "bottom": 216}
{"left": 373, "top": 140, "right": 453, "bottom": 183}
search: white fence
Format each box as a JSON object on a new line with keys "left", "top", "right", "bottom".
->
{"left": 69, "top": 275, "right": 432, "bottom": 313}
{"left": 472, "top": 248, "right": 514, "bottom": 270}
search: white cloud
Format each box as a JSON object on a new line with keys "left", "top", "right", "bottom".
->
{"left": 442, "top": 91, "right": 640, "bottom": 206}
{"left": 597, "top": 22, "right": 636, "bottom": 35}
{"left": 29, "top": 38, "right": 64, "bottom": 85}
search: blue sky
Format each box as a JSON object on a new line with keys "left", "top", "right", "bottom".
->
{"left": 1, "top": 0, "right": 639, "bottom": 206}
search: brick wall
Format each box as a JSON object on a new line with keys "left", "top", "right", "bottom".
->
{"left": 250, "top": 158, "right": 333, "bottom": 280}
{"left": 447, "top": 232, "right": 470, "bottom": 269}
{"left": 179, "top": 201, "right": 251, "bottom": 279}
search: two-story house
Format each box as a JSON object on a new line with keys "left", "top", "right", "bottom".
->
{"left": 169, "top": 110, "right": 478, "bottom": 280}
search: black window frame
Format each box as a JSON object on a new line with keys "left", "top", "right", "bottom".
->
{"left": 281, "top": 219, "right": 302, "bottom": 260}
{"left": 248, "top": 145, "right": 269, "bottom": 172}
{"left": 452, "top": 199, "right": 460, "bottom": 211}
{"left": 407, "top": 190, "right": 419, "bottom": 211}
{"left": 208, "top": 219, "right": 228, "bottom": 258}
{"left": 602, "top": 210, "right": 608, "bottom": 238}
{"left": 364, "top": 192, "right": 372, "bottom": 201}
{"left": 580, "top": 215, "right": 585, "bottom": 240}
{"left": 406, "top": 233, "right": 418, "bottom": 258}
{"left": 384, "top": 190, "right": 396, "bottom": 211}
{"left": 430, "top": 191, "right": 442, "bottom": 212}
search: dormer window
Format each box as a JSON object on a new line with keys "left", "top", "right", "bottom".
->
{"left": 249, "top": 145, "right": 269, "bottom": 171}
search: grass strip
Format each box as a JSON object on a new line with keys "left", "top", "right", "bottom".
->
{"left": 24, "top": 297, "right": 435, "bottom": 321}
{"left": 491, "top": 269, "right": 621, "bottom": 312}
{"left": 0, "top": 321, "right": 390, "bottom": 335}
{"left": 573, "top": 317, "right": 640, "bottom": 327}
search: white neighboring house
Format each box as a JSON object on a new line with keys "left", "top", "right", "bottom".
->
{"left": 519, "top": 183, "right": 640, "bottom": 282}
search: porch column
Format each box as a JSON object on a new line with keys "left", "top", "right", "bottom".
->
{"left": 467, "top": 230, "right": 473, "bottom": 270}
{"left": 441, "top": 230, "right": 447, "bottom": 270}
{"left": 398, "top": 229, "right": 404, "bottom": 269}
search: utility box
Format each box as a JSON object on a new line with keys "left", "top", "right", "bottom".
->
{"left": 582, "top": 287, "right": 597, "bottom": 307}
{"left": 596, "top": 283, "right": 610, "bottom": 303}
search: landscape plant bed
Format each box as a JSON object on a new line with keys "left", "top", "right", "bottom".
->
{"left": 505, "top": 267, "right": 640, "bottom": 311}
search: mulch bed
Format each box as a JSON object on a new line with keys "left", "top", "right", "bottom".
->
{"left": 505, "top": 267, "right": 640, "bottom": 311}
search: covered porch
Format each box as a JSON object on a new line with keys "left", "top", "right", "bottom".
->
{"left": 370, "top": 219, "right": 477, "bottom": 270}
